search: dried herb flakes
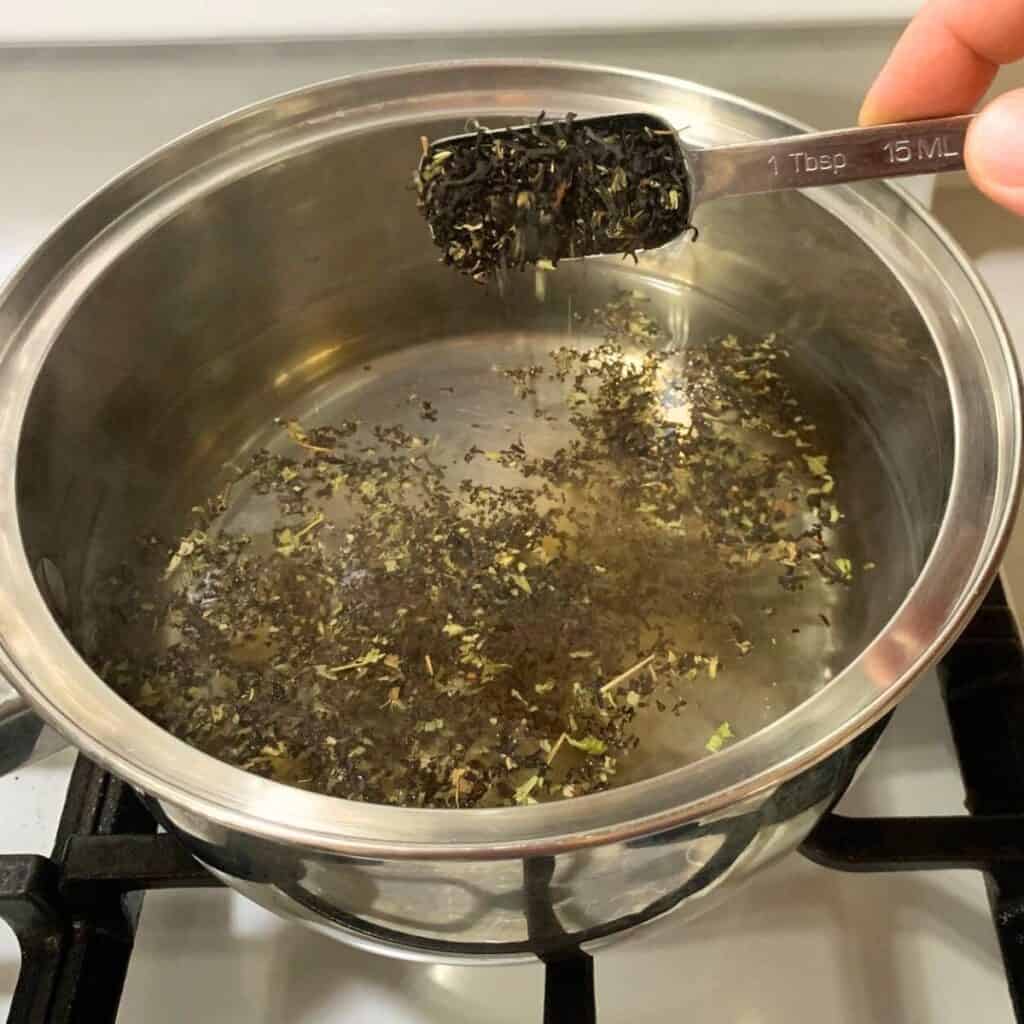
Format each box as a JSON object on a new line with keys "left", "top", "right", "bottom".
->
{"left": 414, "top": 113, "right": 694, "bottom": 282}
{"left": 90, "top": 293, "right": 855, "bottom": 810}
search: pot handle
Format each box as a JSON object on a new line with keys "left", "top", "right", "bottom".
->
{"left": 0, "top": 676, "right": 67, "bottom": 776}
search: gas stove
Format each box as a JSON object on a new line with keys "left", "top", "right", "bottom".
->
{"left": 2, "top": 580, "right": 1022, "bottom": 1024}
{"left": 4, "top": 30, "right": 1024, "bottom": 1024}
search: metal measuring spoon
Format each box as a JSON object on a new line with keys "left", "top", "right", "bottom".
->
{"left": 417, "top": 112, "right": 972, "bottom": 279}
{"left": 665, "top": 111, "right": 969, "bottom": 210}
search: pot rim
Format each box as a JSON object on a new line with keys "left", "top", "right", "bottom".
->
{"left": 0, "top": 58, "right": 1019, "bottom": 858}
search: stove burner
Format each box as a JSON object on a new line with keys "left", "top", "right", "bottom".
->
{"left": 2, "top": 581, "right": 1023, "bottom": 1023}
{"left": 803, "top": 578, "right": 1024, "bottom": 1021}
{"left": 0, "top": 758, "right": 217, "bottom": 1022}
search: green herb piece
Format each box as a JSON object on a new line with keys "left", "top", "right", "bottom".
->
{"left": 514, "top": 774, "right": 541, "bottom": 805}
{"left": 803, "top": 454, "right": 829, "bottom": 477}
{"left": 566, "top": 735, "right": 607, "bottom": 756}
{"left": 163, "top": 530, "right": 207, "bottom": 579}
{"left": 330, "top": 647, "right": 386, "bottom": 673}
{"left": 511, "top": 574, "right": 532, "bottom": 595}
{"left": 705, "top": 721, "right": 734, "bottom": 753}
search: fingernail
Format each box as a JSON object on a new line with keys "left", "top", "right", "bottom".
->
{"left": 857, "top": 100, "right": 876, "bottom": 128}
{"left": 968, "top": 91, "right": 1024, "bottom": 193}
{"left": 858, "top": 93, "right": 885, "bottom": 128}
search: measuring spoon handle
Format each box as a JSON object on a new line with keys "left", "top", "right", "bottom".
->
{"left": 690, "top": 114, "right": 973, "bottom": 205}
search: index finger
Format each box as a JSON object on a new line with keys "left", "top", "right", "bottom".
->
{"left": 860, "top": 0, "right": 1024, "bottom": 125}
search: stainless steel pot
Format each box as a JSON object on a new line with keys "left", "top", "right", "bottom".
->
{"left": 0, "top": 61, "right": 1019, "bottom": 962}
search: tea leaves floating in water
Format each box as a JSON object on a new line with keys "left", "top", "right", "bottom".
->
{"left": 414, "top": 113, "right": 694, "bottom": 283}
{"left": 90, "top": 293, "right": 858, "bottom": 809}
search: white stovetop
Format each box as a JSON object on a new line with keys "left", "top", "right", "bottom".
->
{"left": 1, "top": 32, "right": 1023, "bottom": 1024}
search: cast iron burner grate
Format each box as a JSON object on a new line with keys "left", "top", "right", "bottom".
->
{"left": 3, "top": 581, "right": 1024, "bottom": 1023}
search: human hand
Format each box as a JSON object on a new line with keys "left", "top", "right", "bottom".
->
{"left": 861, "top": 0, "right": 1024, "bottom": 215}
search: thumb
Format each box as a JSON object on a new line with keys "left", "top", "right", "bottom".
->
{"left": 967, "top": 89, "right": 1024, "bottom": 216}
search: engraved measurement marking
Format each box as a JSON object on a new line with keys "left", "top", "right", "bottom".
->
{"left": 882, "top": 136, "right": 960, "bottom": 164}
{"left": 769, "top": 151, "right": 848, "bottom": 176}
{"left": 768, "top": 134, "right": 961, "bottom": 179}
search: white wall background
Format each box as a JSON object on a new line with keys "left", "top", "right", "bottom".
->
{"left": 1, "top": 1, "right": 920, "bottom": 45}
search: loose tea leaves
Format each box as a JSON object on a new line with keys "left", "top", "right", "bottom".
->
{"left": 414, "top": 113, "right": 694, "bottom": 282}
{"left": 90, "top": 293, "right": 856, "bottom": 810}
